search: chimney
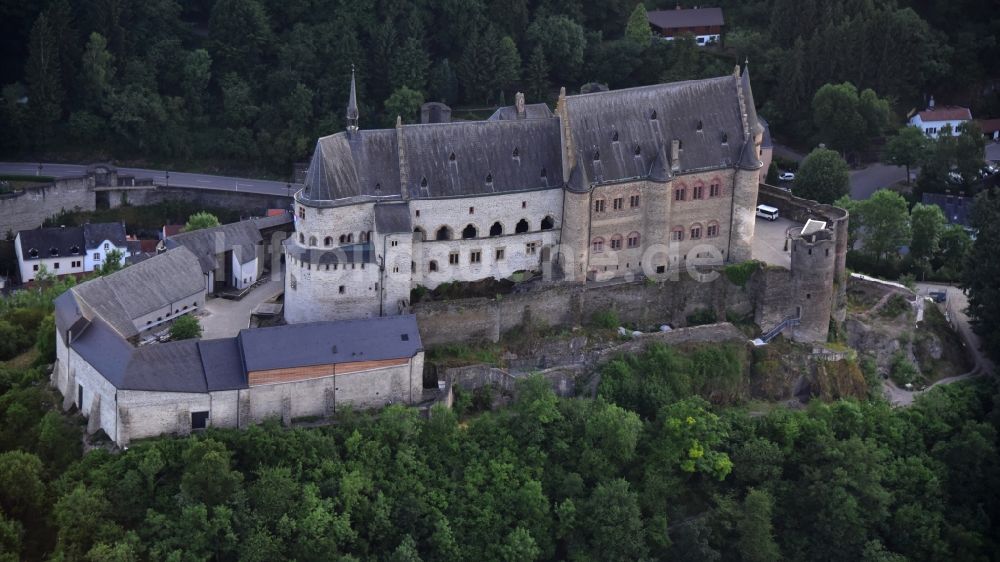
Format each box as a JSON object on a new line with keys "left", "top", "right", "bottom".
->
{"left": 515, "top": 92, "right": 526, "bottom": 119}
{"left": 670, "top": 139, "right": 681, "bottom": 172}
{"left": 929, "top": 95, "right": 935, "bottom": 109}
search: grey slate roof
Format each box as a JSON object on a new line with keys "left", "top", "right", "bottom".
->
{"left": 198, "top": 338, "right": 248, "bottom": 391}
{"left": 238, "top": 315, "right": 422, "bottom": 372}
{"left": 53, "top": 290, "right": 88, "bottom": 340}
{"left": 17, "top": 226, "right": 85, "bottom": 260}
{"left": 488, "top": 103, "right": 554, "bottom": 121}
{"left": 83, "top": 223, "right": 127, "bottom": 249}
{"left": 374, "top": 203, "right": 412, "bottom": 234}
{"left": 252, "top": 212, "right": 293, "bottom": 230}
{"left": 167, "top": 220, "right": 262, "bottom": 273}
{"left": 647, "top": 7, "right": 724, "bottom": 30}
{"left": 69, "top": 247, "right": 205, "bottom": 338}
{"left": 922, "top": 193, "right": 973, "bottom": 226}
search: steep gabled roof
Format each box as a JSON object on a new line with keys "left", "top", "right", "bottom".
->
{"left": 167, "top": 220, "right": 262, "bottom": 273}
{"left": 17, "top": 226, "right": 85, "bottom": 261}
{"left": 83, "top": 223, "right": 127, "bottom": 250}
{"left": 917, "top": 106, "right": 972, "bottom": 122}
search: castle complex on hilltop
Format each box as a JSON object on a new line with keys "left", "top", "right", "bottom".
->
{"left": 284, "top": 67, "right": 768, "bottom": 323}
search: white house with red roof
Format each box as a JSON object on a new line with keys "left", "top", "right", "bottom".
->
{"left": 909, "top": 97, "right": 972, "bottom": 138}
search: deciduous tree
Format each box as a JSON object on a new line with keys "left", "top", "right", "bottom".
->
{"left": 795, "top": 147, "right": 850, "bottom": 204}
{"left": 884, "top": 126, "right": 929, "bottom": 184}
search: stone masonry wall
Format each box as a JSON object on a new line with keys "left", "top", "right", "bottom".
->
{"left": 0, "top": 177, "right": 94, "bottom": 234}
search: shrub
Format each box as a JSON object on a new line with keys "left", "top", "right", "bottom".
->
{"left": 170, "top": 315, "right": 202, "bottom": 340}
{"left": 590, "top": 309, "right": 620, "bottom": 330}
{"left": 724, "top": 260, "right": 763, "bottom": 287}
{"left": 686, "top": 308, "right": 717, "bottom": 326}
{"left": 890, "top": 352, "right": 920, "bottom": 386}
{"left": 880, "top": 294, "right": 910, "bottom": 319}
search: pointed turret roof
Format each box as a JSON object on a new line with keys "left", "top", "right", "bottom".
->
{"left": 648, "top": 144, "right": 672, "bottom": 182}
{"left": 346, "top": 66, "right": 359, "bottom": 124}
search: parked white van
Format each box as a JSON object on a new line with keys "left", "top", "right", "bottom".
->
{"left": 756, "top": 204, "right": 780, "bottom": 221}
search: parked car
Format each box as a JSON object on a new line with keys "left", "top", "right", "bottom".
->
{"left": 947, "top": 171, "right": 965, "bottom": 185}
{"left": 929, "top": 291, "right": 947, "bottom": 303}
{"left": 778, "top": 171, "right": 795, "bottom": 181}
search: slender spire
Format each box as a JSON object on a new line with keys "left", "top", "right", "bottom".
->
{"left": 346, "top": 64, "right": 359, "bottom": 133}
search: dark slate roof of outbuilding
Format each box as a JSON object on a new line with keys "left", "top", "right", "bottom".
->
{"left": 17, "top": 226, "right": 85, "bottom": 260}
{"left": 167, "top": 220, "right": 262, "bottom": 273}
{"left": 123, "top": 339, "right": 208, "bottom": 392}
{"left": 53, "top": 290, "right": 88, "bottom": 340}
{"left": 198, "top": 338, "right": 247, "bottom": 391}
{"left": 374, "top": 203, "right": 412, "bottom": 234}
{"left": 70, "top": 247, "right": 204, "bottom": 338}
{"left": 563, "top": 75, "right": 753, "bottom": 182}
{"left": 238, "top": 315, "right": 422, "bottom": 372}
{"left": 83, "top": 223, "right": 127, "bottom": 249}
{"left": 71, "top": 318, "right": 136, "bottom": 386}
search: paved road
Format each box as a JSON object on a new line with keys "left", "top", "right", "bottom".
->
{"left": 199, "top": 271, "right": 285, "bottom": 340}
{"left": 987, "top": 142, "right": 1000, "bottom": 162}
{"left": 0, "top": 161, "right": 300, "bottom": 198}
{"left": 849, "top": 163, "right": 909, "bottom": 200}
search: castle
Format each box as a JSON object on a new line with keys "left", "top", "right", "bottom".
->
{"left": 284, "top": 67, "right": 767, "bottom": 324}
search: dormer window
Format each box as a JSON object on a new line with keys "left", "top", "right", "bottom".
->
{"left": 512, "top": 147, "right": 519, "bottom": 158}
{"left": 721, "top": 132, "right": 728, "bottom": 144}
{"left": 678, "top": 139, "right": 683, "bottom": 150}
{"left": 593, "top": 150, "right": 600, "bottom": 161}
{"left": 28, "top": 248, "right": 38, "bottom": 258}
{"left": 650, "top": 110, "right": 658, "bottom": 120}
{"left": 374, "top": 182, "right": 382, "bottom": 194}
{"left": 696, "top": 120, "right": 703, "bottom": 131}
{"left": 611, "top": 131, "right": 619, "bottom": 142}
{"left": 634, "top": 144, "right": 641, "bottom": 156}
{"left": 49, "top": 247, "right": 59, "bottom": 257}
{"left": 485, "top": 173, "right": 493, "bottom": 184}
{"left": 420, "top": 176, "right": 428, "bottom": 187}
{"left": 540, "top": 167, "right": 547, "bottom": 178}
{"left": 449, "top": 152, "right": 456, "bottom": 162}
{"left": 70, "top": 246, "right": 80, "bottom": 255}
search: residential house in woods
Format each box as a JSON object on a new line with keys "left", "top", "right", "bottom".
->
{"left": 908, "top": 98, "right": 972, "bottom": 138}
{"left": 14, "top": 222, "right": 130, "bottom": 283}
{"left": 646, "top": 6, "right": 725, "bottom": 45}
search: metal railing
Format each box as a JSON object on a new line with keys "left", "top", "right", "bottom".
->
{"left": 760, "top": 315, "right": 801, "bottom": 343}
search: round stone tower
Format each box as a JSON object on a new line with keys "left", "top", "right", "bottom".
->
{"left": 789, "top": 226, "right": 838, "bottom": 342}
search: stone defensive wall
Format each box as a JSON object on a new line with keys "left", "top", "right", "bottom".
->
{"left": 413, "top": 268, "right": 766, "bottom": 346}
{"left": 0, "top": 174, "right": 291, "bottom": 235}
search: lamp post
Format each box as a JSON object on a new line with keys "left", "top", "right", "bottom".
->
{"left": 36, "top": 163, "right": 42, "bottom": 176}
{"left": 165, "top": 171, "right": 170, "bottom": 187}
{"left": 287, "top": 183, "right": 291, "bottom": 198}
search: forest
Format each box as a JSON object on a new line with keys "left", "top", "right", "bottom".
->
{"left": 1, "top": 0, "right": 998, "bottom": 174}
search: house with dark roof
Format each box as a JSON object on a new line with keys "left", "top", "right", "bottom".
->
{"left": 647, "top": 6, "right": 725, "bottom": 45}
{"left": 14, "top": 222, "right": 130, "bottom": 283}
{"left": 908, "top": 98, "right": 972, "bottom": 138}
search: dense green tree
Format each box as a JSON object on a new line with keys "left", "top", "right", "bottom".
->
{"left": 0, "top": 451, "right": 45, "bottom": 523}
{"left": 495, "top": 36, "right": 522, "bottom": 95}
{"left": 812, "top": 82, "right": 889, "bottom": 156}
{"left": 24, "top": 13, "right": 63, "bottom": 143}
{"left": 578, "top": 479, "right": 646, "bottom": 561}
{"left": 209, "top": 0, "right": 273, "bottom": 77}
{"left": 932, "top": 224, "right": 971, "bottom": 276}
{"left": 427, "top": 59, "right": 459, "bottom": 105}
{"left": 736, "top": 489, "right": 781, "bottom": 562}
{"left": 169, "top": 314, "right": 202, "bottom": 340}
{"left": 180, "top": 439, "right": 244, "bottom": 506}
{"left": 624, "top": 3, "right": 652, "bottom": 46}
{"left": 953, "top": 121, "right": 986, "bottom": 183}
{"left": 962, "top": 188, "right": 1000, "bottom": 361}
{"left": 180, "top": 49, "right": 212, "bottom": 116}
{"left": 384, "top": 87, "right": 424, "bottom": 126}
{"left": 78, "top": 33, "right": 115, "bottom": 111}
{"left": 795, "top": 147, "right": 850, "bottom": 204}
{"left": 525, "top": 46, "right": 550, "bottom": 103}
{"left": 183, "top": 211, "right": 221, "bottom": 231}
{"left": 857, "top": 190, "right": 912, "bottom": 263}
{"left": 526, "top": 16, "right": 586, "bottom": 85}
{"left": 909, "top": 202, "right": 946, "bottom": 265}
{"left": 389, "top": 37, "right": 431, "bottom": 93}
{"left": 884, "top": 126, "right": 930, "bottom": 184}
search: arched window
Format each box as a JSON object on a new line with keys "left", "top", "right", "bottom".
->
{"left": 346, "top": 233, "right": 354, "bottom": 243}
{"left": 515, "top": 219, "right": 529, "bottom": 233}
{"left": 671, "top": 226, "right": 685, "bottom": 242}
{"left": 309, "top": 236, "right": 317, "bottom": 246}
{"left": 627, "top": 232, "right": 641, "bottom": 248}
{"left": 673, "top": 185, "right": 686, "bottom": 202}
{"left": 359, "top": 231, "right": 367, "bottom": 243}
{"left": 591, "top": 237, "right": 605, "bottom": 253}
{"left": 709, "top": 179, "right": 723, "bottom": 198}
{"left": 299, "top": 233, "right": 305, "bottom": 243}
{"left": 49, "top": 247, "right": 59, "bottom": 256}
{"left": 610, "top": 234, "right": 623, "bottom": 250}
{"left": 490, "top": 222, "right": 504, "bottom": 236}
{"left": 339, "top": 234, "right": 346, "bottom": 244}
{"left": 462, "top": 224, "right": 477, "bottom": 239}
{"left": 540, "top": 215, "right": 554, "bottom": 230}
{"left": 429, "top": 260, "right": 438, "bottom": 272}
{"left": 324, "top": 236, "right": 333, "bottom": 247}
{"left": 690, "top": 223, "right": 703, "bottom": 240}
{"left": 436, "top": 226, "right": 452, "bottom": 240}
{"left": 414, "top": 227, "right": 426, "bottom": 241}
{"left": 70, "top": 246, "right": 79, "bottom": 255}
{"left": 706, "top": 221, "right": 720, "bottom": 238}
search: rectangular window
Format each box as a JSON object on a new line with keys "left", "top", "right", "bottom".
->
{"left": 374, "top": 283, "right": 379, "bottom": 291}
{"left": 449, "top": 252, "right": 459, "bottom": 265}
{"left": 496, "top": 247, "right": 505, "bottom": 260}
{"left": 710, "top": 183, "right": 721, "bottom": 197}
{"left": 470, "top": 250, "right": 482, "bottom": 264}
{"left": 613, "top": 197, "right": 624, "bottom": 210}
{"left": 610, "top": 238, "right": 622, "bottom": 250}
{"left": 469, "top": 206, "right": 475, "bottom": 214}
{"left": 53, "top": 262, "right": 60, "bottom": 269}
{"left": 594, "top": 199, "right": 606, "bottom": 213}
{"left": 526, "top": 242, "right": 538, "bottom": 255}
{"left": 707, "top": 225, "right": 719, "bottom": 237}
{"left": 391, "top": 240, "right": 398, "bottom": 247}
{"left": 522, "top": 201, "right": 527, "bottom": 208}
{"left": 691, "top": 227, "right": 702, "bottom": 239}
{"left": 93, "top": 253, "right": 100, "bottom": 261}
{"left": 627, "top": 235, "right": 639, "bottom": 248}
{"left": 191, "top": 411, "right": 209, "bottom": 430}
{"left": 674, "top": 188, "right": 685, "bottom": 201}
{"left": 298, "top": 207, "right": 305, "bottom": 219}
{"left": 630, "top": 194, "right": 640, "bottom": 208}
{"left": 33, "top": 264, "right": 39, "bottom": 271}
{"left": 671, "top": 230, "right": 684, "bottom": 241}
{"left": 693, "top": 185, "right": 704, "bottom": 199}
{"left": 104, "top": 243, "right": 109, "bottom": 250}
{"left": 415, "top": 210, "right": 421, "bottom": 217}
{"left": 592, "top": 240, "right": 604, "bottom": 252}
{"left": 339, "top": 285, "right": 345, "bottom": 294}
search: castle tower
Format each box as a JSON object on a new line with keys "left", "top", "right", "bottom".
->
{"left": 560, "top": 164, "right": 592, "bottom": 282}
{"left": 346, "top": 66, "right": 359, "bottom": 133}
{"left": 789, "top": 226, "right": 837, "bottom": 342}
{"left": 728, "top": 65, "right": 763, "bottom": 263}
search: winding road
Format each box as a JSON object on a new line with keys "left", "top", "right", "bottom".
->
{"left": 0, "top": 161, "right": 300, "bottom": 198}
